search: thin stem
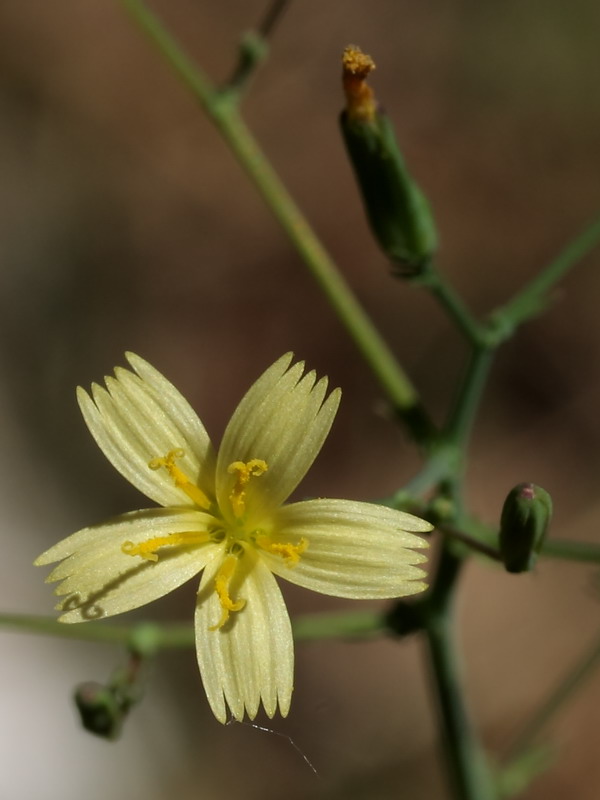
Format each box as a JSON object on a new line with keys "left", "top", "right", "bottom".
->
{"left": 438, "top": 523, "right": 500, "bottom": 562}
{"left": 426, "top": 606, "right": 497, "bottom": 800}
{"left": 118, "top": 0, "right": 435, "bottom": 444}
{"left": 490, "top": 216, "right": 600, "bottom": 342}
{"left": 542, "top": 538, "right": 600, "bottom": 563}
{"left": 0, "top": 610, "right": 383, "bottom": 646}
{"left": 223, "top": 0, "right": 293, "bottom": 96}
{"left": 439, "top": 518, "right": 600, "bottom": 566}
{"left": 445, "top": 345, "right": 495, "bottom": 450}
{"left": 417, "top": 269, "right": 486, "bottom": 346}
{"left": 257, "top": 0, "right": 292, "bottom": 37}
{"left": 210, "top": 110, "right": 429, "bottom": 427}
{"left": 506, "top": 628, "right": 600, "bottom": 759}
{"left": 120, "top": 0, "right": 215, "bottom": 102}
{"left": 418, "top": 492, "right": 497, "bottom": 799}
{"left": 428, "top": 539, "right": 464, "bottom": 611}
{"left": 392, "top": 444, "right": 460, "bottom": 503}
{"left": 427, "top": 522, "right": 600, "bottom": 568}
{"left": 0, "top": 613, "right": 143, "bottom": 646}
{"left": 293, "top": 609, "right": 385, "bottom": 641}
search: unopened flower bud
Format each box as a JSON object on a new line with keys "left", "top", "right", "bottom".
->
{"left": 74, "top": 682, "right": 124, "bottom": 740}
{"left": 340, "top": 45, "right": 437, "bottom": 276}
{"left": 499, "top": 483, "right": 552, "bottom": 573}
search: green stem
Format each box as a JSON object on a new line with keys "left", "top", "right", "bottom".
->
{"left": 418, "top": 269, "right": 486, "bottom": 346}
{"left": 437, "top": 523, "right": 500, "bottom": 562}
{"left": 0, "top": 610, "right": 383, "bottom": 646}
{"left": 392, "top": 445, "right": 461, "bottom": 503}
{"left": 210, "top": 110, "right": 432, "bottom": 434}
{"left": 506, "top": 628, "right": 600, "bottom": 759}
{"left": 542, "top": 538, "right": 600, "bottom": 563}
{"left": 222, "top": 0, "right": 292, "bottom": 98}
{"left": 490, "top": 216, "right": 600, "bottom": 342}
{"left": 430, "top": 511, "right": 600, "bottom": 567}
{"left": 426, "top": 606, "right": 497, "bottom": 800}
{"left": 118, "top": 0, "right": 435, "bottom": 443}
{"left": 293, "top": 609, "right": 385, "bottom": 640}
{"left": 445, "top": 345, "right": 495, "bottom": 450}
{"left": 256, "top": 0, "right": 292, "bottom": 36}
{"left": 441, "top": 515, "right": 600, "bottom": 566}
{"left": 428, "top": 538, "right": 464, "bottom": 610}
{"left": 412, "top": 536, "right": 495, "bottom": 800}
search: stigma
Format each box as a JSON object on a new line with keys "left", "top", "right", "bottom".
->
{"left": 227, "top": 459, "right": 268, "bottom": 517}
{"left": 148, "top": 449, "right": 211, "bottom": 509}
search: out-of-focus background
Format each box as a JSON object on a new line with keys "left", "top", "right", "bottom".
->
{"left": 1, "top": 1, "right": 600, "bottom": 798}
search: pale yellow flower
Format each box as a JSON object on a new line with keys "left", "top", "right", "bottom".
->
{"left": 35, "top": 353, "right": 431, "bottom": 723}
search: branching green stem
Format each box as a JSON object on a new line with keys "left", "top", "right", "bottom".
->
{"left": 39, "top": 5, "right": 600, "bottom": 798}
{"left": 222, "top": 0, "right": 292, "bottom": 98}
{"left": 118, "top": 0, "right": 435, "bottom": 442}
{"left": 416, "top": 269, "right": 487, "bottom": 346}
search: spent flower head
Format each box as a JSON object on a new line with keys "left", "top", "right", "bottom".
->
{"left": 36, "top": 353, "right": 431, "bottom": 722}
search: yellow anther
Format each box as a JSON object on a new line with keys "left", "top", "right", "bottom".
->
{"left": 209, "top": 553, "right": 246, "bottom": 631}
{"left": 121, "top": 531, "right": 211, "bottom": 562}
{"left": 148, "top": 449, "right": 211, "bottom": 509}
{"left": 255, "top": 535, "right": 309, "bottom": 567}
{"left": 227, "top": 459, "right": 268, "bottom": 517}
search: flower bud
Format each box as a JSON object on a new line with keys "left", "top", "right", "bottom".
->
{"left": 74, "top": 682, "right": 124, "bottom": 740}
{"left": 340, "top": 45, "right": 437, "bottom": 276}
{"left": 499, "top": 483, "right": 552, "bottom": 573}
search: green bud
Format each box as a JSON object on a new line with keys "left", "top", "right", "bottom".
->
{"left": 499, "top": 483, "right": 553, "bottom": 573}
{"left": 340, "top": 46, "right": 437, "bottom": 275}
{"left": 74, "top": 682, "right": 124, "bottom": 740}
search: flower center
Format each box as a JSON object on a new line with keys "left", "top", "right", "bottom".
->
{"left": 207, "top": 533, "right": 309, "bottom": 631}
{"left": 121, "top": 450, "right": 310, "bottom": 631}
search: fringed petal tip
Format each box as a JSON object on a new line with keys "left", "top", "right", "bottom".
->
{"left": 217, "top": 354, "right": 341, "bottom": 516}
{"left": 74, "top": 354, "right": 217, "bottom": 508}
{"left": 195, "top": 558, "right": 293, "bottom": 725}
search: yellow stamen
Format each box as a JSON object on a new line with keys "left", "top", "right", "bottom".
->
{"left": 255, "top": 535, "right": 309, "bottom": 567}
{"left": 122, "top": 531, "right": 211, "bottom": 562}
{"left": 149, "top": 449, "right": 211, "bottom": 509}
{"left": 209, "top": 553, "right": 246, "bottom": 631}
{"left": 227, "top": 458, "right": 268, "bottom": 517}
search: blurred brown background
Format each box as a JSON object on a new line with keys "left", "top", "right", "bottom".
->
{"left": 1, "top": 1, "right": 599, "bottom": 798}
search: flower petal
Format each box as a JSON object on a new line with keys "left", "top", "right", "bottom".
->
{"left": 195, "top": 552, "right": 293, "bottom": 723}
{"left": 216, "top": 354, "right": 341, "bottom": 521}
{"left": 261, "top": 499, "right": 431, "bottom": 599}
{"left": 77, "top": 354, "right": 216, "bottom": 508}
{"left": 35, "top": 508, "right": 219, "bottom": 622}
